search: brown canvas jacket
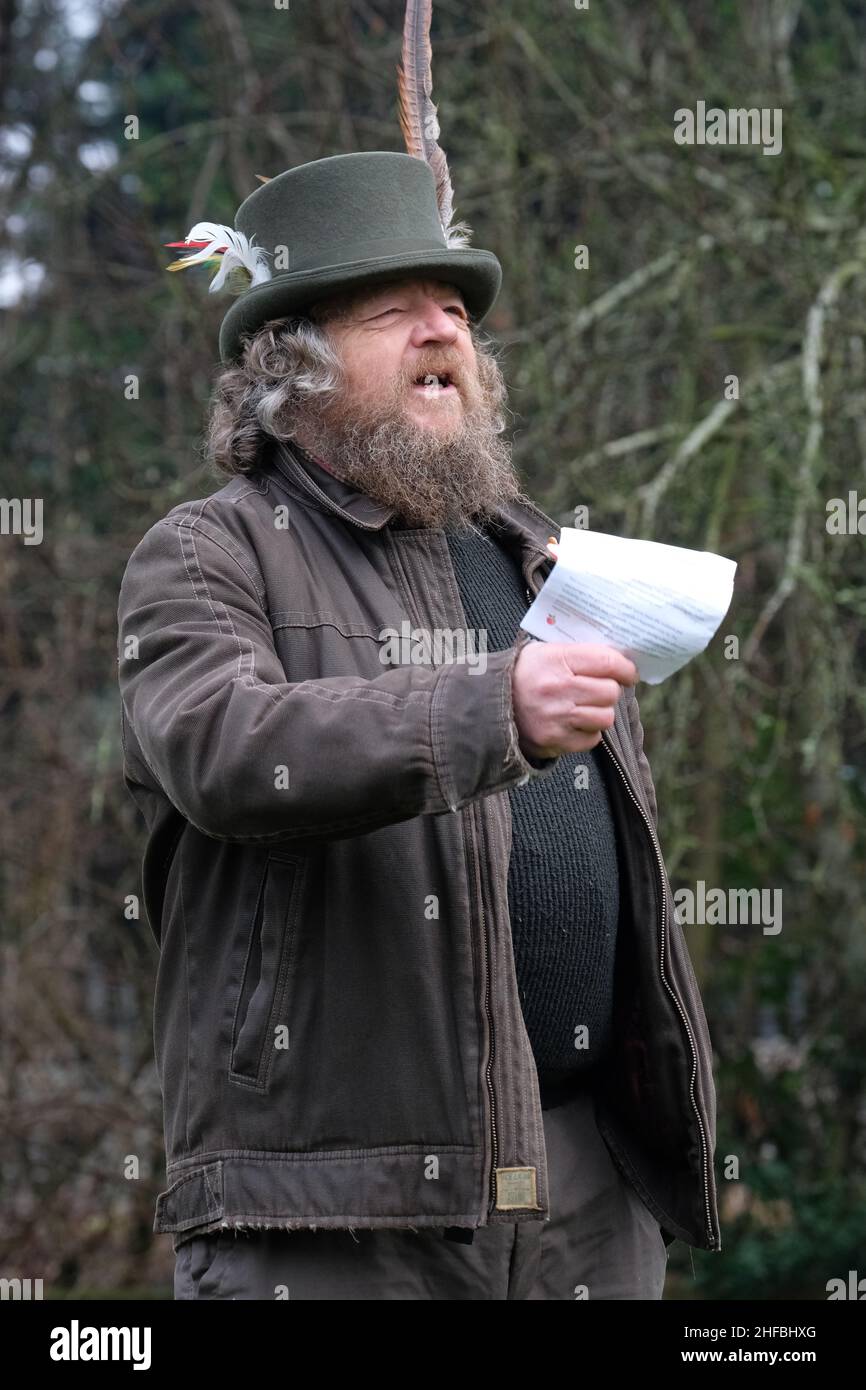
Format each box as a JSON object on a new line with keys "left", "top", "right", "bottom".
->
{"left": 116, "top": 440, "right": 721, "bottom": 1252}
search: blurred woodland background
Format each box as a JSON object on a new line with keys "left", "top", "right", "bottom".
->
{"left": 1, "top": 0, "right": 865, "bottom": 1298}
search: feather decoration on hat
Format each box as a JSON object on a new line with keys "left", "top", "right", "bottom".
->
{"left": 397, "top": 0, "right": 474, "bottom": 249}
{"left": 164, "top": 221, "right": 272, "bottom": 294}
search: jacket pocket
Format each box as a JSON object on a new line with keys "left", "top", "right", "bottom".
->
{"left": 229, "top": 852, "right": 306, "bottom": 1091}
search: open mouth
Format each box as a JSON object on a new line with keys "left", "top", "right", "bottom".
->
{"left": 412, "top": 372, "right": 458, "bottom": 396}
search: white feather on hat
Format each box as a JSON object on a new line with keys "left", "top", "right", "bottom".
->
{"left": 165, "top": 222, "right": 272, "bottom": 293}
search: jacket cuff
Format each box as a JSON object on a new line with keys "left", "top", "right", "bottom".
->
{"left": 431, "top": 635, "right": 559, "bottom": 811}
{"left": 505, "top": 630, "right": 559, "bottom": 782}
{"left": 518, "top": 742, "right": 560, "bottom": 775}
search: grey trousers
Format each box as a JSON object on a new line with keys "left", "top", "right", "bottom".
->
{"left": 173, "top": 1079, "right": 669, "bottom": 1301}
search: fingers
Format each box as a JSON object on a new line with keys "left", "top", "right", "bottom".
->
{"left": 565, "top": 676, "right": 625, "bottom": 708}
{"left": 558, "top": 642, "right": 639, "bottom": 687}
{"left": 566, "top": 702, "right": 618, "bottom": 733}
{"left": 510, "top": 639, "right": 638, "bottom": 761}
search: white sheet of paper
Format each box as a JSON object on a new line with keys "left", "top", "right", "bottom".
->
{"left": 519, "top": 528, "right": 737, "bottom": 683}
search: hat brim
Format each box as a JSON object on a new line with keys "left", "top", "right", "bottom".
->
{"left": 217, "top": 248, "right": 502, "bottom": 364}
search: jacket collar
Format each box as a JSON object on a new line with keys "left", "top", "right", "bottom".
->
{"left": 268, "top": 439, "right": 555, "bottom": 580}
{"left": 270, "top": 439, "right": 395, "bottom": 530}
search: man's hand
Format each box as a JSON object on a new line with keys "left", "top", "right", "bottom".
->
{"left": 511, "top": 641, "right": 639, "bottom": 760}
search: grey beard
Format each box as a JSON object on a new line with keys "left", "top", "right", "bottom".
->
{"left": 287, "top": 380, "right": 529, "bottom": 531}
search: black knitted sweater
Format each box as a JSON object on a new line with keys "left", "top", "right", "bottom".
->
{"left": 443, "top": 518, "right": 621, "bottom": 1101}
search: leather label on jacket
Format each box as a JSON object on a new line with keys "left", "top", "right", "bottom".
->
{"left": 495, "top": 1167, "right": 540, "bottom": 1210}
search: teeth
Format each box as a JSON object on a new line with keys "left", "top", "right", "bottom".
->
{"left": 413, "top": 373, "right": 456, "bottom": 391}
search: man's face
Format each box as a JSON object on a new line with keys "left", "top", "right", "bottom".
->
{"left": 289, "top": 275, "right": 527, "bottom": 531}
{"left": 316, "top": 277, "right": 481, "bottom": 436}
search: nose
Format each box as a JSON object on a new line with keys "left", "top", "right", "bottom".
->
{"left": 408, "top": 301, "right": 461, "bottom": 348}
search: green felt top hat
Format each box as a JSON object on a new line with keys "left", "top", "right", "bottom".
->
{"left": 166, "top": 151, "right": 502, "bottom": 365}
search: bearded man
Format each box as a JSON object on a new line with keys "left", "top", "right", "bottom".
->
{"left": 117, "top": 151, "right": 720, "bottom": 1301}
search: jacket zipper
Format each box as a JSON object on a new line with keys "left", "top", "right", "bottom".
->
{"left": 471, "top": 806, "right": 500, "bottom": 1210}
{"left": 599, "top": 732, "right": 718, "bottom": 1249}
{"left": 481, "top": 541, "right": 548, "bottom": 1209}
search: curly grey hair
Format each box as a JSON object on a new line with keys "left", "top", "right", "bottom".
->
{"left": 203, "top": 303, "right": 345, "bottom": 480}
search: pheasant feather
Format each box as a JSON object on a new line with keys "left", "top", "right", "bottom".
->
{"left": 397, "top": 0, "right": 473, "bottom": 249}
